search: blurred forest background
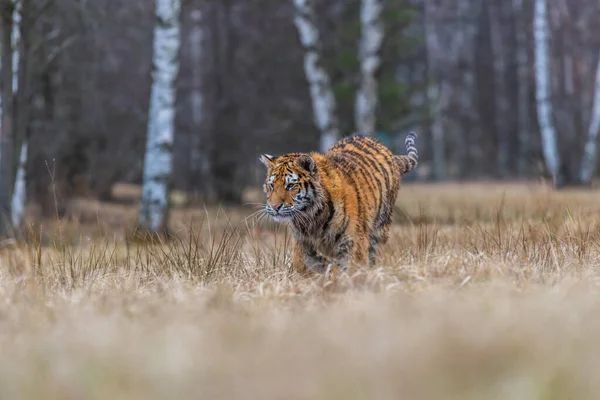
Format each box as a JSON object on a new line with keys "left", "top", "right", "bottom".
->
{"left": 0, "top": 0, "right": 600, "bottom": 234}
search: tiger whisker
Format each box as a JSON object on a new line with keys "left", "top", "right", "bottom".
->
{"left": 244, "top": 209, "right": 267, "bottom": 224}
{"left": 243, "top": 202, "right": 267, "bottom": 207}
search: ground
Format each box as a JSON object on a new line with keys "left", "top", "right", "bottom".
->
{"left": 2, "top": 181, "right": 600, "bottom": 399}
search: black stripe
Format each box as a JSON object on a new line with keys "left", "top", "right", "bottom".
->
{"left": 329, "top": 136, "right": 349, "bottom": 152}
{"left": 322, "top": 196, "right": 335, "bottom": 233}
{"left": 350, "top": 141, "right": 390, "bottom": 188}
{"left": 307, "top": 181, "right": 315, "bottom": 197}
{"left": 361, "top": 137, "right": 394, "bottom": 165}
{"left": 331, "top": 154, "right": 356, "bottom": 178}
{"left": 314, "top": 204, "right": 325, "bottom": 218}
{"left": 340, "top": 164, "right": 365, "bottom": 234}
{"left": 349, "top": 141, "right": 389, "bottom": 182}
{"left": 336, "top": 147, "right": 383, "bottom": 229}
{"left": 313, "top": 184, "right": 324, "bottom": 217}
{"left": 334, "top": 217, "right": 349, "bottom": 243}
{"left": 351, "top": 142, "right": 391, "bottom": 224}
{"left": 298, "top": 221, "right": 308, "bottom": 236}
{"left": 338, "top": 148, "right": 381, "bottom": 201}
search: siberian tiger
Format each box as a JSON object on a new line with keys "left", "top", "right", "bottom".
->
{"left": 260, "top": 133, "right": 418, "bottom": 273}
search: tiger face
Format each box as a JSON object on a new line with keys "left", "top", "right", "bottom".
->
{"left": 259, "top": 153, "right": 318, "bottom": 221}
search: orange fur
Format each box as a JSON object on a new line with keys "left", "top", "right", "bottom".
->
{"left": 260, "top": 133, "right": 418, "bottom": 273}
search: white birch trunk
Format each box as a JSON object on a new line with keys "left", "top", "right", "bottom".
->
{"left": 292, "top": 0, "right": 340, "bottom": 153}
{"left": 533, "top": 0, "right": 561, "bottom": 185}
{"left": 355, "top": 0, "right": 383, "bottom": 135}
{"left": 139, "top": 0, "right": 181, "bottom": 232}
{"left": 10, "top": 0, "right": 25, "bottom": 226}
{"left": 11, "top": 140, "right": 26, "bottom": 225}
{"left": 579, "top": 53, "right": 600, "bottom": 184}
{"left": 513, "top": 0, "right": 531, "bottom": 176}
{"left": 0, "top": 0, "right": 21, "bottom": 166}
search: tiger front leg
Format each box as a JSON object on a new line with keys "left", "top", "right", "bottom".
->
{"left": 368, "top": 223, "right": 391, "bottom": 267}
{"left": 291, "top": 240, "right": 328, "bottom": 274}
{"left": 350, "top": 235, "right": 369, "bottom": 269}
{"left": 291, "top": 240, "right": 308, "bottom": 274}
{"left": 333, "top": 234, "right": 368, "bottom": 272}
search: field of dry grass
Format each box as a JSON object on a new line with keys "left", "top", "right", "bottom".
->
{"left": 3, "top": 181, "right": 600, "bottom": 399}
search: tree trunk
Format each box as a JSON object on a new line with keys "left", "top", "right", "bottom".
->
{"left": 552, "top": 2, "right": 579, "bottom": 181}
{"left": 579, "top": 53, "right": 600, "bottom": 185}
{"left": 533, "top": 0, "right": 562, "bottom": 186}
{"left": 488, "top": 0, "right": 511, "bottom": 177}
{"left": 11, "top": 0, "right": 26, "bottom": 227}
{"left": 455, "top": 0, "right": 482, "bottom": 178}
{"left": 513, "top": 0, "right": 531, "bottom": 177}
{"left": 354, "top": 0, "right": 383, "bottom": 135}
{"left": 424, "top": 0, "right": 445, "bottom": 181}
{"left": 138, "top": 0, "right": 181, "bottom": 233}
{"left": 292, "top": 0, "right": 340, "bottom": 153}
{"left": 0, "top": 1, "right": 17, "bottom": 235}
{"left": 11, "top": 140, "right": 26, "bottom": 225}
{"left": 209, "top": 0, "right": 244, "bottom": 204}
{"left": 188, "top": 7, "right": 211, "bottom": 199}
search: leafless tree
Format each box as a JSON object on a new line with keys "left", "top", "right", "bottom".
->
{"left": 533, "top": 0, "right": 561, "bottom": 186}
{"left": 355, "top": 0, "right": 383, "bottom": 135}
{"left": 139, "top": 0, "right": 181, "bottom": 233}
{"left": 1, "top": 0, "right": 599, "bottom": 221}
{"left": 0, "top": 0, "right": 17, "bottom": 234}
{"left": 292, "top": 0, "right": 340, "bottom": 153}
{"left": 579, "top": 53, "right": 600, "bottom": 184}
{"left": 186, "top": 5, "right": 211, "bottom": 199}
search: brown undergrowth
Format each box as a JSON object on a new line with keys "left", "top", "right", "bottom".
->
{"left": 1, "top": 182, "right": 600, "bottom": 399}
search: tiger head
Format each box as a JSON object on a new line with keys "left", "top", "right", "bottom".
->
{"left": 259, "top": 153, "right": 319, "bottom": 221}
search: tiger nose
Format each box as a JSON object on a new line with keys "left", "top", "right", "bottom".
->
{"left": 272, "top": 203, "right": 283, "bottom": 212}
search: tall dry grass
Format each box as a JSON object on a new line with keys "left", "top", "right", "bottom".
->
{"left": 2, "top": 182, "right": 600, "bottom": 399}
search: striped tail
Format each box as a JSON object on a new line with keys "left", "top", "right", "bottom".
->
{"left": 395, "top": 131, "right": 418, "bottom": 174}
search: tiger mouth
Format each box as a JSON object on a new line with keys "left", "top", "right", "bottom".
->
{"left": 266, "top": 209, "right": 295, "bottom": 219}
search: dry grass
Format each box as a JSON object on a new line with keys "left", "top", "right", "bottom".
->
{"left": 3, "top": 181, "right": 600, "bottom": 399}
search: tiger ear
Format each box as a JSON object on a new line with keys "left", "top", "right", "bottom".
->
{"left": 297, "top": 154, "right": 317, "bottom": 175}
{"left": 260, "top": 154, "right": 276, "bottom": 168}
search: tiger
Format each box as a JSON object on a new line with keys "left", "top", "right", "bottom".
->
{"left": 259, "top": 132, "right": 418, "bottom": 274}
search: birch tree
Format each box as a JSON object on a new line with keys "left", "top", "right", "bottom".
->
{"left": 138, "top": 0, "right": 181, "bottom": 233}
{"left": 11, "top": 141, "right": 26, "bottom": 225}
{"left": 579, "top": 53, "right": 600, "bottom": 184}
{"left": 355, "top": 0, "right": 383, "bottom": 135}
{"left": 292, "top": 0, "right": 339, "bottom": 153}
{"left": 10, "top": 0, "right": 25, "bottom": 226}
{"left": 0, "top": 0, "right": 18, "bottom": 235}
{"left": 533, "top": 0, "right": 562, "bottom": 186}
